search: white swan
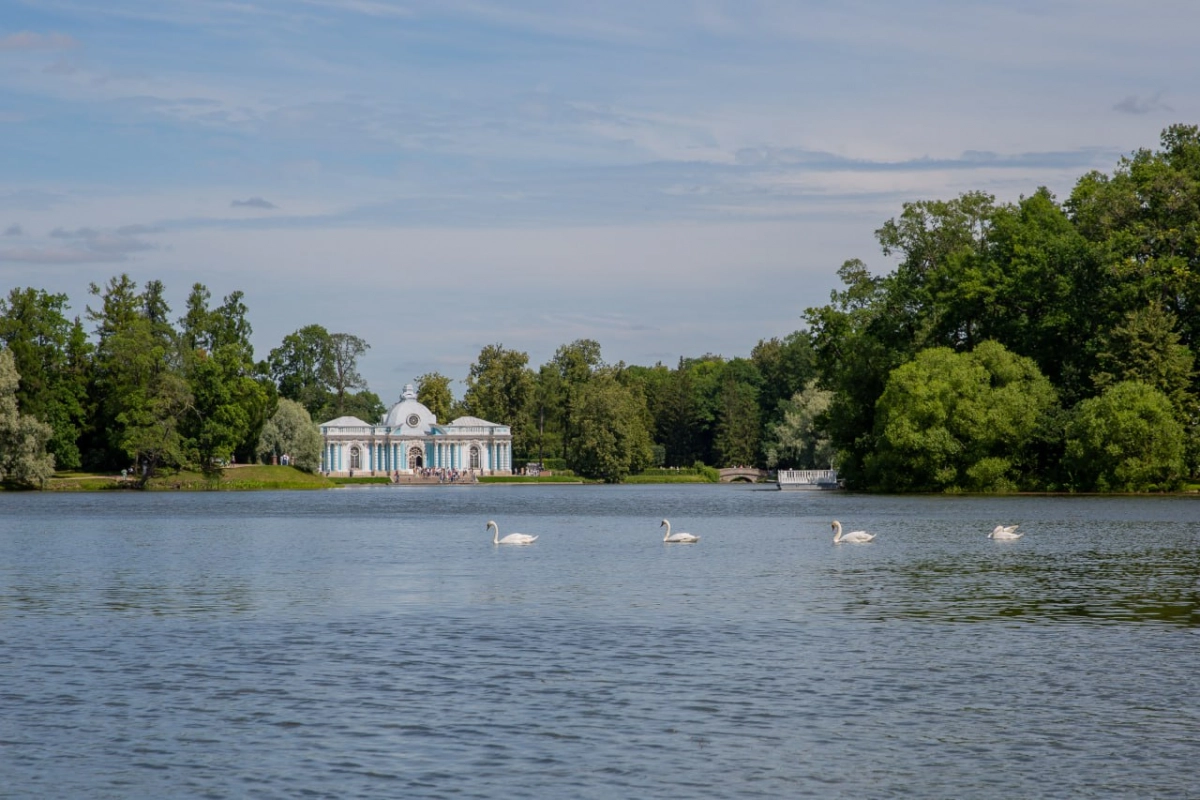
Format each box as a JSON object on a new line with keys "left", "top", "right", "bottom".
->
{"left": 660, "top": 519, "right": 699, "bottom": 543}
{"left": 487, "top": 520, "right": 538, "bottom": 545}
{"left": 989, "top": 524, "right": 1023, "bottom": 540}
{"left": 832, "top": 520, "right": 875, "bottom": 543}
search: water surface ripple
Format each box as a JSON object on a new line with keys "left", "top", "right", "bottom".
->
{"left": 2, "top": 486, "right": 1198, "bottom": 798}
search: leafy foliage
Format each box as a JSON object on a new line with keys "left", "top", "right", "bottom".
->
{"left": 9, "top": 126, "right": 1200, "bottom": 491}
{"left": 1064, "top": 381, "right": 1185, "bottom": 492}
{"left": 567, "top": 373, "right": 654, "bottom": 482}
{"left": 867, "top": 342, "right": 1057, "bottom": 492}
{"left": 0, "top": 348, "right": 55, "bottom": 486}
{"left": 257, "top": 398, "right": 323, "bottom": 472}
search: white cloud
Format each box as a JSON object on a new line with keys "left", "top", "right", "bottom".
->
{"left": 1114, "top": 92, "right": 1174, "bottom": 115}
{"left": 232, "top": 197, "right": 279, "bottom": 209}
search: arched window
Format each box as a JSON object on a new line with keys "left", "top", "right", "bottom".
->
{"left": 469, "top": 445, "right": 481, "bottom": 469}
{"left": 350, "top": 446, "right": 362, "bottom": 470}
{"left": 409, "top": 447, "right": 424, "bottom": 470}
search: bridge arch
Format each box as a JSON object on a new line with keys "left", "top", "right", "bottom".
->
{"left": 718, "top": 467, "right": 768, "bottom": 483}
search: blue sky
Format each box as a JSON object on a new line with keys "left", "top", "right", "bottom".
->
{"left": 1, "top": 0, "right": 1195, "bottom": 406}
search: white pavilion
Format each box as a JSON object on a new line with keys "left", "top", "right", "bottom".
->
{"left": 318, "top": 384, "right": 513, "bottom": 476}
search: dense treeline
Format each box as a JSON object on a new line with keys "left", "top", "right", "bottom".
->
{"left": 2, "top": 125, "right": 1199, "bottom": 490}
{"left": 807, "top": 124, "right": 1200, "bottom": 491}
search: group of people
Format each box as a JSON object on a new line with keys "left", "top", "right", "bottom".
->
{"left": 392, "top": 467, "right": 478, "bottom": 483}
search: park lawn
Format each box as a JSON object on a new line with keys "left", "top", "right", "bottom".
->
{"left": 623, "top": 473, "right": 715, "bottom": 483}
{"left": 478, "top": 475, "right": 587, "bottom": 484}
{"left": 42, "top": 465, "right": 335, "bottom": 491}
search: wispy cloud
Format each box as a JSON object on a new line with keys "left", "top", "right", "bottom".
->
{"left": 232, "top": 197, "right": 278, "bottom": 209}
{"left": 0, "top": 32, "right": 79, "bottom": 51}
{"left": 0, "top": 225, "right": 159, "bottom": 264}
{"left": 4, "top": 224, "right": 24, "bottom": 236}
{"left": 1113, "top": 92, "right": 1174, "bottom": 115}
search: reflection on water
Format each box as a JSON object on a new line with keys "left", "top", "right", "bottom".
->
{"left": 2, "top": 486, "right": 1199, "bottom": 799}
{"left": 882, "top": 547, "right": 1200, "bottom": 625}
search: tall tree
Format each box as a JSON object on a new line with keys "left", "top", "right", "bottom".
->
{"left": 268, "top": 324, "right": 335, "bottom": 419}
{"left": 547, "top": 339, "right": 603, "bottom": 463}
{"left": 86, "top": 274, "right": 188, "bottom": 472}
{"left": 464, "top": 344, "right": 535, "bottom": 455}
{"left": 1093, "top": 303, "right": 1195, "bottom": 414}
{"left": 0, "top": 288, "right": 90, "bottom": 469}
{"left": 1067, "top": 124, "right": 1200, "bottom": 350}
{"left": 569, "top": 372, "right": 654, "bottom": 482}
{"left": 764, "top": 380, "right": 835, "bottom": 469}
{"left": 655, "top": 359, "right": 702, "bottom": 467}
{"left": 329, "top": 332, "right": 369, "bottom": 415}
{"left": 751, "top": 331, "right": 816, "bottom": 430}
{"left": 177, "top": 285, "right": 272, "bottom": 468}
{"left": 416, "top": 372, "right": 454, "bottom": 423}
{"left": 0, "top": 348, "right": 55, "bottom": 486}
{"left": 712, "top": 360, "right": 762, "bottom": 467}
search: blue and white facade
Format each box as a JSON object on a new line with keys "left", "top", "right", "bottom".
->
{"left": 318, "top": 384, "right": 513, "bottom": 476}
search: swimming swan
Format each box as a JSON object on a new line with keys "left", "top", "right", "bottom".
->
{"left": 989, "top": 524, "right": 1023, "bottom": 540}
{"left": 660, "top": 519, "right": 699, "bottom": 543}
{"left": 832, "top": 520, "right": 875, "bottom": 543}
{"left": 487, "top": 520, "right": 538, "bottom": 545}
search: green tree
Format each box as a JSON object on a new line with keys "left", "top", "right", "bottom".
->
{"left": 546, "top": 339, "right": 603, "bottom": 463}
{"left": 1064, "top": 381, "right": 1185, "bottom": 491}
{"left": 416, "top": 372, "right": 454, "bottom": 423}
{"left": 256, "top": 397, "right": 323, "bottom": 472}
{"left": 653, "top": 359, "right": 702, "bottom": 467}
{"left": 713, "top": 370, "right": 761, "bottom": 467}
{"left": 751, "top": 331, "right": 816, "bottom": 451}
{"left": 976, "top": 189, "right": 1105, "bottom": 404}
{"left": 86, "top": 274, "right": 190, "bottom": 474}
{"left": 867, "top": 341, "right": 1057, "bottom": 492}
{"left": 805, "top": 258, "right": 906, "bottom": 486}
{"left": 0, "top": 348, "right": 55, "bottom": 486}
{"left": 177, "top": 285, "right": 272, "bottom": 469}
{"left": 1067, "top": 124, "right": 1200, "bottom": 349}
{"left": 569, "top": 373, "right": 654, "bottom": 482}
{"left": 1093, "top": 303, "right": 1195, "bottom": 413}
{"left": 340, "top": 390, "right": 385, "bottom": 423}
{"left": 0, "top": 288, "right": 90, "bottom": 469}
{"left": 268, "top": 325, "right": 336, "bottom": 419}
{"left": 329, "top": 332, "right": 369, "bottom": 416}
{"left": 764, "top": 380, "right": 835, "bottom": 469}
{"left": 465, "top": 344, "right": 536, "bottom": 455}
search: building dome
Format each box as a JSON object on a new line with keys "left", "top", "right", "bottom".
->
{"left": 382, "top": 384, "right": 437, "bottom": 432}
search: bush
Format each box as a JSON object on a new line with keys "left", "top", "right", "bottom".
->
{"left": 1064, "top": 381, "right": 1185, "bottom": 491}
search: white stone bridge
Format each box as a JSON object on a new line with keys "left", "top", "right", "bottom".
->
{"left": 718, "top": 467, "right": 770, "bottom": 483}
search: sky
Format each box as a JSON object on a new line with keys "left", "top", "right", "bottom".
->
{"left": 1, "top": 0, "right": 1197, "bottom": 406}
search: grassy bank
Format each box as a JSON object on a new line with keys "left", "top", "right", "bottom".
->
{"left": 44, "top": 465, "right": 335, "bottom": 491}
{"left": 624, "top": 473, "right": 715, "bottom": 484}
{"left": 329, "top": 476, "right": 392, "bottom": 486}
{"left": 478, "top": 475, "right": 588, "bottom": 484}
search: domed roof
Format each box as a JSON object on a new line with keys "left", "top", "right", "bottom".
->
{"left": 449, "top": 416, "right": 493, "bottom": 427}
{"left": 382, "top": 384, "right": 437, "bottom": 432}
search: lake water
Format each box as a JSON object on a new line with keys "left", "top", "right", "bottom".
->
{"left": 2, "top": 484, "right": 1198, "bottom": 798}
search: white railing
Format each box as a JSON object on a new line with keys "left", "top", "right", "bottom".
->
{"left": 777, "top": 469, "right": 839, "bottom": 487}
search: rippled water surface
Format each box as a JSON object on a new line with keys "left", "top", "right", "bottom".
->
{"left": 2, "top": 485, "right": 1199, "bottom": 798}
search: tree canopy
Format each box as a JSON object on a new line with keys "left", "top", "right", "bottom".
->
{"left": 7, "top": 126, "right": 1200, "bottom": 491}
